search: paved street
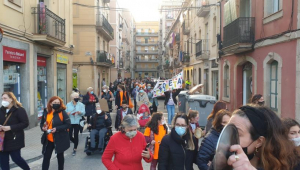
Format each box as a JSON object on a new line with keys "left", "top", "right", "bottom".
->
{"left": 10, "top": 99, "right": 201, "bottom": 170}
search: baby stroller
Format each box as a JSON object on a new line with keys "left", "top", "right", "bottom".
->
{"left": 84, "top": 126, "right": 113, "bottom": 156}
{"left": 137, "top": 104, "right": 151, "bottom": 133}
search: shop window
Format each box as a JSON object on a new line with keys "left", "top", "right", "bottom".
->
{"left": 3, "top": 62, "right": 21, "bottom": 101}
{"left": 270, "top": 61, "right": 278, "bottom": 111}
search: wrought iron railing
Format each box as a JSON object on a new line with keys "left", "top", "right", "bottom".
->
{"left": 96, "top": 14, "right": 114, "bottom": 38}
{"left": 96, "top": 50, "right": 113, "bottom": 64}
{"left": 32, "top": 6, "right": 66, "bottom": 41}
{"left": 223, "top": 17, "right": 255, "bottom": 48}
{"left": 196, "top": 39, "right": 210, "bottom": 57}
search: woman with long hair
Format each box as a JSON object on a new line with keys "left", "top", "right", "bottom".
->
{"left": 205, "top": 101, "right": 227, "bottom": 134}
{"left": 40, "top": 96, "right": 71, "bottom": 170}
{"left": 250, "top": 94, "right": 265, "bottom": 106}
{"left": 144, "top": 112, "right": 168, "bottom": 170}
{"left": 282, "top": 118, "right": 300, "bottom": 154}
{"left": 227, "top": 106, "right": 300, "bottom": 170}
{"left": 197, "top": 109, "right": 232, "bottom": 170}
{"left": 158, "top": 113, "right": 198, "bottom": 170}
{"left": 0, "top": 92, "right": 30, "bottom": 170}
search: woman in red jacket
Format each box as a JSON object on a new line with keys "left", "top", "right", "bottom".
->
{"left": 102, "top": 115, "right": 153, "bottom": 170}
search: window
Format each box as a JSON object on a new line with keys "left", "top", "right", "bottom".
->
{"left": 265, "top": 0, "right": 281, "bottom": 17}
{"left": 145, "top": 38, "right": 148, "bottom": 43}
{"left": 9, "top": 0, "right": 21, "bottom": 7}
{"left": 137, "top": 29, "right": 141, "bottom": 33}
{"left": 152, "top": 29, "right": 155, "bottom": 33}
{"left": 224, "top": 64, "right": 230, "bottom": 98}
{"left": 270, "top": 61, "right": 278, "bottom": 111}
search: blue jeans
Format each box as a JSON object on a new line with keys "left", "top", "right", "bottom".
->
{"left": 166, "top": 105, "right": 175, "bottom": 125}
{"left": 90, "top": 128, "right": 107, "bottom": 149}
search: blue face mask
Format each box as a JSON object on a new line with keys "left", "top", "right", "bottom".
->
{"left": 139, "top": 90, "right": 144, "bottom": 93}
{"left": 147, "top": 86, "right": 151, "bottom": 89}
{"left": 175, "top": 126, "right": 186, "bottom": 136}
{"left": 136, "top": 86, "right": 139, "bottom": 89}
{"left": 90, "top": 91, "right": 94, "bottom": 94}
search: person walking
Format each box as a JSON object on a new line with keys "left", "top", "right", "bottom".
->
{"left": 40, "top": 96, "right": 71, "bottom": 170}
{"left": 102, "top": 115, "right": 153, "bottom": 170}
{"left": 0, "top": 92, "right": 30, "bottom": 170}
{"left": 66, "top": 92, "right": 85, "bottom": 156}
{"left": 100, "top": 85, "right": 114, "bottom": 113}
{"left": 146, "top": 84, "right": 158, "bottom": 115}
{"left": 115, "top": 84, "right": 133, "bottom": 110}
{"left": 205, "top": 101, "right": 227, "bottom": 134}
{"left": 115, "top": 101, "right": 133, "bottom": 131}
{"left": 132, "top": 83, "right": 139, "bottom": 114}
{"left": 144, "top": 112, "right": 168, "bottom": 170}
{"left": 164, "top": 89, "right": 181, "bottom": 126}
{"left": 158, "top": 113, "right": 198, "bottom": 170}
{"left": 102, "top": 78, "right": 106, "bottom": 87}
{"left": 82, "top": 87, "right": 99, "bottom": 124}
{"left": 137, "top": 88, "right": 150, "bottom": 108}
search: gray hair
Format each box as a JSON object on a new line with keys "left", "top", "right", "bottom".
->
{"left": 120, "top": 115, "right": 139, "bottom": 128}
{"left": 102, "top": 85, "right": 108, "bottom": 89}
{"left": 70, "top": 92, "right": 79, "bottom": 99}
{"left": 87, "top": 87, "right": 93, "bottom": 91}
{"left": 96, "top": 103, "right": 101, "bottom": 108}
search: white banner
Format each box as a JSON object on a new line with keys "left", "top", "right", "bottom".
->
{"left": 153, "top": 71, "right": 183, "bottom": 98}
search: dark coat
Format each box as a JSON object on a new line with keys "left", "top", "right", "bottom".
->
{"left": 0, "top": 106, "right": 29, "bottom": 152}
{"left": 40, "top": 109, "right": 71, "bottom": 154}
{"left": 197, "top": 128, "right": 220, "bottom": 170}
{"left": 158, "top": 128, "right": 198, "bottom": 170}
{"left": 164, "top": 90, "right": 181, "bottom": 106}
{"left": 90, "top": 112, "right": 112, "bottom": 130}
{"left": 115, "top": 91, "right": 130, "bottom": 109}
{"left": 82, "top": 93, "right": 99, "bottom": 116}
{"left": 114, "top": 108, "right": 133, "bottom": 130}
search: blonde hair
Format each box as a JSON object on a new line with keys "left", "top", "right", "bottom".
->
{"left": 2, "top": 92, "right": 22, "bottom": 108}
{"left": 87, "top": 87, "right": 93, "bottom": 91}
{"left": 70, "top": 92, "right": 79, "bottom": 99}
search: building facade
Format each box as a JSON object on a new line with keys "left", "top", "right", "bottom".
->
{"left": 73, "top": 0, "right": 114, "bottom": 97}
{"left": 219, "top": 0, "right": 300, "bottom": 119}
{"left": 135, "top": 21, "right": 160, "bottom": 79}
{"left": 0, "top": 0, "right": 73, "bottom": 128}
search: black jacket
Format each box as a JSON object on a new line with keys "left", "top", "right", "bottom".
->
{"left": 0, "top": 106, "right": 29, "bottom": 152}
{"left": 114, "top": 108, "right": 133, "bottom": 130}
{"left": 164, "top": 90, "right": 181, "bottom": 106}
{"left": 82, "top": 93, "right": 99, "bottom": 116}
{"left": 115, "top": 91, "right": 130, "bottom": 109}
{"left": 197, "top": 128, "right": 220, "bottom": 170}
{"left": 40, "top": 109, "right": 71, "bottom": 154}
{"left": 91, "top": 112, "right": 112, "bottom": 130}
{"left": 158, "top": 128, "right": 198, "bottom": 170}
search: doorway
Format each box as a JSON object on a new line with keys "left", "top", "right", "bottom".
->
{"left": 212, "top": 71, "right": 219, "bottom": 100}
{"left": 243, "top": 62, "right": 252, "bottom": 105}
{"left": 204, "top": 69, "right": 209, "bottom": 95}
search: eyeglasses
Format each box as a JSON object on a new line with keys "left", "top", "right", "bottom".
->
{"left": 175, "top": 123, "right": 187, "bottom": 127}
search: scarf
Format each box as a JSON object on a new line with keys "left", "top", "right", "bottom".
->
{"left": 89, "top": 93, "right": 95, "bottom": 101}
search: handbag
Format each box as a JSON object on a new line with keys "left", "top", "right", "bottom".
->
{"left": 0, "top": 113, "right": 13, "bottom": 151}
{"left": 79, "top": 116, "right": 86, "bottom": 128}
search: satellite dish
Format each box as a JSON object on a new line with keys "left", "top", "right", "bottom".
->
{"left": 213, "top": 124, "right": 239, "bottom": 170}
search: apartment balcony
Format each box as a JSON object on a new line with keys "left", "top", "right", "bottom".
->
{"left": 136, "top": 32, "right": 159, "bottom": 37}
{"left": 122, "top": 37, "right": 129, "bottom": 44}
{"left": 223, "top": 17, "right": 255, "bottom": 54}
{"left": 96, "top": 14, "right": 114, "bottom": 41}
{"left": 96, "top": 50, "right": 114, "bottom": 67}
{"left": 135, "top": 59, "right": 159, "bottom": 63}
{"left": 136, "top": 41, "right": 159, "bottom": 46}
{"left": 196, "top": 39, "right": 210, "bottom": 60}
{"left": 197, "top": 0, "right": 210, "bottom": 17}
{"left": 182, "top": 20, "right": 190, "bottom": 35}
{"left": 166, "top": 14, "right": 174, "bottom": 20}
{"left": 182, "top": 54, "right": 190, "bottom": 65}
{"left": 135, "top": 68, "right": 157, "bottom": 72}
{"left": 32, "top": 6, "right": 66, "bottom": 47}
{"left": 136, "top": 50, "right": 159, "bottom": 55}
{"left": 175, "top": 34, "right": 180, "bottom": 42}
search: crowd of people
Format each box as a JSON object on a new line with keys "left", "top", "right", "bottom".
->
{"left": 1, "top": 76, "right": 300, "bottom": 170}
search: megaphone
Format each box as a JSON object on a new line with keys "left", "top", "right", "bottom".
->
{"left": 212, "top": 124, "right": 239, "bottom": 170}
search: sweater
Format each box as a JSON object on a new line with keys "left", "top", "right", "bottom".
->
{"left": 102, "top": 131, "right": 153, "bottom": 170}
{"left": 65, "top": 101, "right": 86, "bottom": 124}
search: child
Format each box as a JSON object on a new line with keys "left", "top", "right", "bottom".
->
{"left": 141, "top": 111, "right": 150, "bottom": 120}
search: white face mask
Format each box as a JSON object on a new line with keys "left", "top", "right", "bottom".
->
{"left": 291, "top": 137, "right": 300, "bottom": 147}
{"left": 103, "top": 89, "right": 107, "bottom": 93}
{"left": 125, "top": 131, "right": 137, "bottom": 138}
{"left": 1, "top": 101, "right": 10, "bottom": 107}
{"left": 96, "top": 110, "right": 102, "bottom": 114}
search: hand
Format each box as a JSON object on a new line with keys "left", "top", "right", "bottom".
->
{"left": 67, "top": 112, "right": 71, "bottom": 115}
{"left": 1, "top": 126, "right": 11, "bottom": 132}
{"left": 151, "top": 140, "right": 156, "bottom": 145}
{"left": 42, "top": 126, "right": 48, "bottom": 132}
{"left": 51, "top": 128, "right": 57, "bottom": 133}
{"left": 227, "top": 145, "right": 256, "bottom": 170}
{"left": 77, "top": 111, "right": 80, "bottom": 115}
{"left": 105, "top": 114, "right": 108, "bottom": 120}
{"left": 88, "top": 124, "right": 91, "bottom": 127}
{"left": 93, "top": 100, "right": 96, "bottom": 102}
{"left": 110, "top": 98, "right": 113, "bottom": 101}
{"left": 142, "top": 149, "right": 151, "bottom": 159}
{"left": 115, "top": 105, "right": 118, "bottom": 110}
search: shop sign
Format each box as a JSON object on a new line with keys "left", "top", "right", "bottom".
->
{"left": 57, "top": 54, "right": 68, "bottom": 64}
{"left": 37, "top": 57, "right": 47, "bottom": 67}
{"left": 3, "top": 46, "right": 26, "bottom": 63}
